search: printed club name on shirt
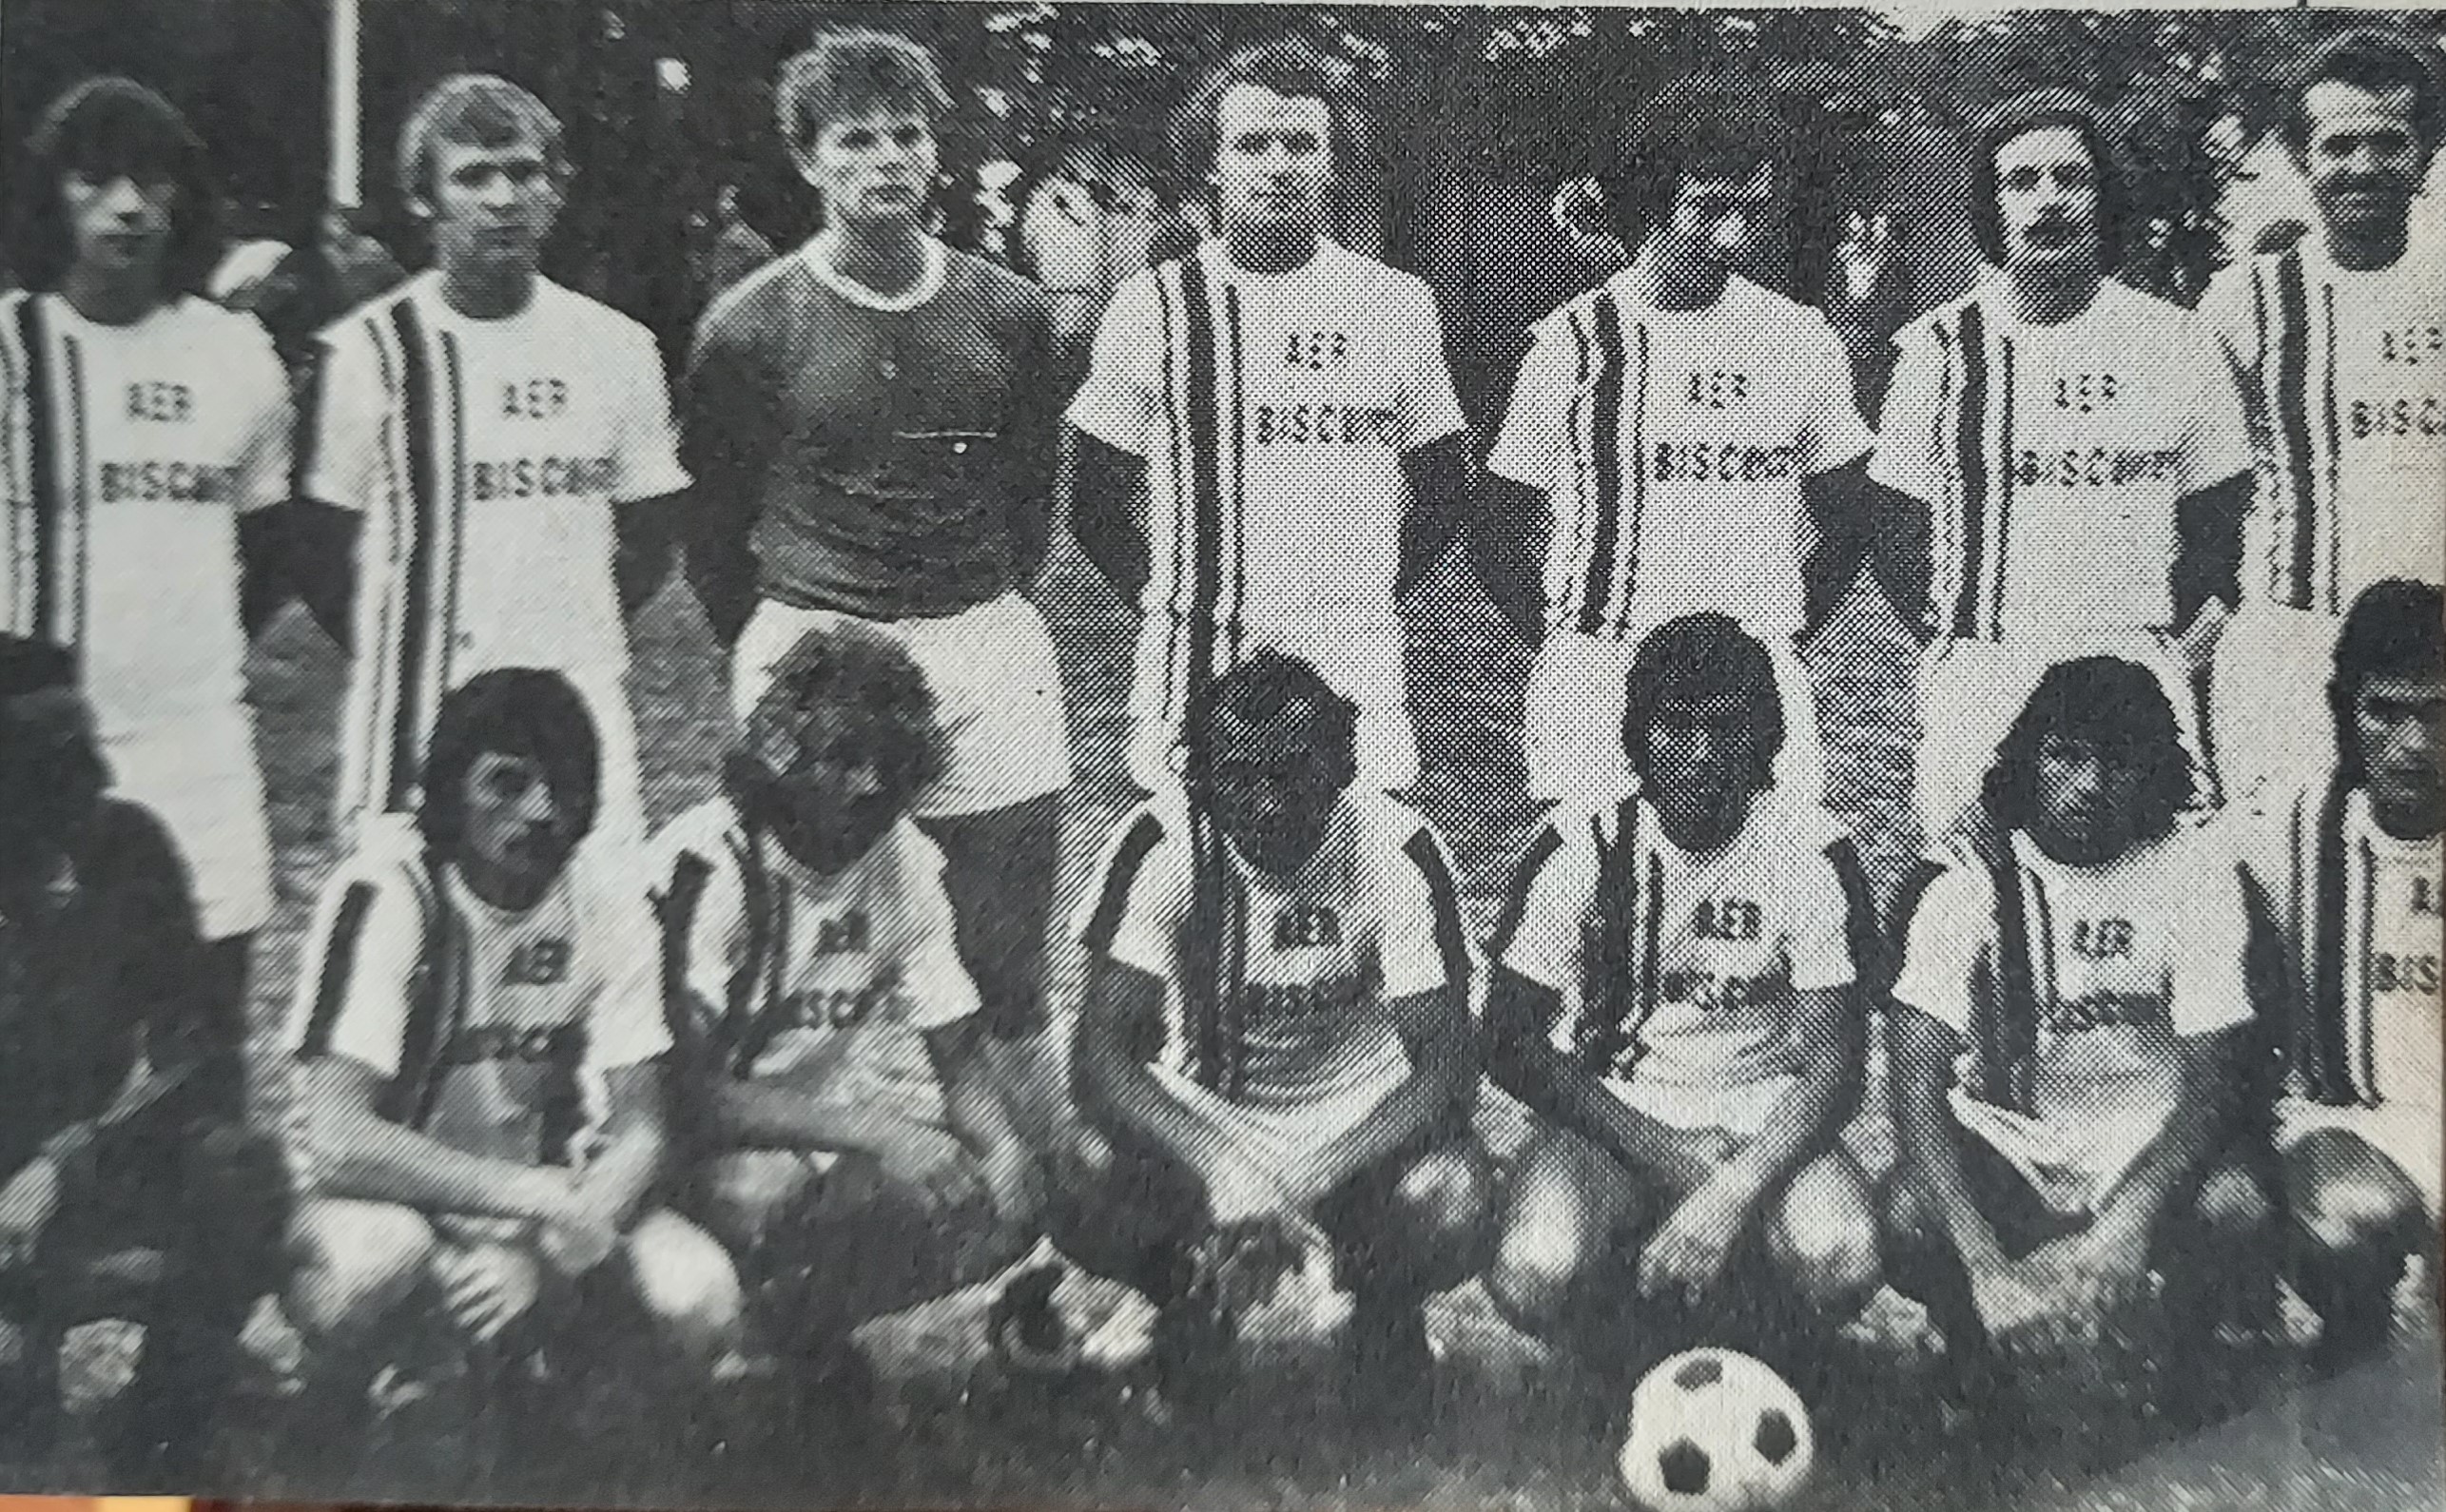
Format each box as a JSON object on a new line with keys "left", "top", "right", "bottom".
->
{"left": 97, "top": 378, "right": 241, "bottom": 503}
{"left": 761, "top": 905, "right": 915, "bottom": 1035}
{"left": 468, "top": 374, "right": 617, "bottom": 502}
{"left": 2020, "top": 368, "right": 2186, "bottom": 491}
{"left": 2357, "top": 320, "right": 2446, "bottom": 440}
{"left": 2039, "top": 912, "right": 2173, "bottom": 1036}
{"left": 1253, "top": 328, "right": 1398, "bottom": 449}
{"left": 2377, "top": 870, "right": 2441, "bottom": 997}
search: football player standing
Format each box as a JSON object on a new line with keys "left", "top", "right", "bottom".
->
{"left": 1067, "top": 36, "right": 1473, "bottom": 794}
{"left": 1485, "top": 82, "right": 1873, "bottom": 805}
{"left": 296, "top": 75, "right": 689, "bottom": 844}
{"left": 1871, "top": 91, "right": 2254, "bottom": 839}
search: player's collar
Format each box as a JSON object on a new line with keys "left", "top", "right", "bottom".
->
{"left": 804, "top": 230, "right": 945, "bottom": 312}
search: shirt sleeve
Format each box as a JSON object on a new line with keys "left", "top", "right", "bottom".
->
{"left": 1890, "top": 865, "right": 1989, "bottom": 1040}
{"left": 1064, "top": 276, "right": 1160, "bottom": 456}
{"left": 650, "top": 824, "right": 741, "bottom": 1045}
{"left": 301, "top": 322, "right": 381, "bottom": 513}
{"left": 1485, "top": 321, "right": 1576, "bottom": 490}
{"left": 1395, "top": 282, "right": 1468, "bottom": 452}
{"left": 892, "top": 830, "right": 984, "bottom": 1031}
{"left": 228, "top": 319, "right": 295, "bottom": 513}
{"left": 582, "top": 881, "right": 673, "bottom": 1074}
{"left": 1376, "top": 825, "right": 1469, "bottom": 1000}
{"left": 287, "top": 865, "right": 424, "bottom": 1080}
{"left": 1075, "top": 808, "right": 1185, "bottom": 982}
{"left": 1868, "top": 320, "right": 1948, "bottom": 506}
{"left": 1798, "top": 313, "right": 1874, "bottom": 478}
{"left": 612, "top": 323, "right": 691, "bottom": 504}
{"left": 2167, "top": 843, "right": 2255, "bottom": 1039}
{"left": 1493, "top": 819, "right": 1600, "bottom": 995}
{"left": 2176, "top": 319, "right": 2254, "bottom": 495}
{"left": 2194, "top": 264, "right": 2262, "bottom": 378}
{"left": 1785, "top": 849, "right": 1858, "bottom": 993}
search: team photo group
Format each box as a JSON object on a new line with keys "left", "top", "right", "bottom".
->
{"left": 0, "top": 3, "right": 2440, "bottom": 1507}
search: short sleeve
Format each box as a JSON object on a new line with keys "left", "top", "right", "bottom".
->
{"left": 1486, "top": 322, "right": 1577, "bottom": 490}
{"left": 1868, "top": 320, "right": 1948, "bottom": 506}
{"left": 887, "top": 830, "right": 983, "bottom": 1032}
{"left": 227, "top": 320, "right": 295, "bottom": 513}
{"left": 612, "top": 323, "right": 690, "bottom": 503}
{"left": 2167, "top": 845, "right": 2254, "bottom": 1039}
{"left": 2194, "top": 263, "right": 2261, "bottom": 378}
{"left": 1785, "top": 850, "right": 1858, "bottom": 993}
{"left": 581, "top": 880, "right": 674, "bottom": 1073}
{"left": 1076, "top": 807, "right": 1184, "bottom": 982}
{"left": 1890, "top": 865, "right": 1989, "bottom": 1039}
{"left": 1376, "top": 825, "right": 1469, "bottom": 1000}
{"left": 1492, "top": 819, "right": 1601, "bottom": 994}
{"left": 1798, "top": 315, "right": 1873, "bottom": 477}
{"left": 287, "top": 867, "right": 424, "bottom": 1079}
{"left": 1395, "top": 283, "right": 1467, "bottom": 452}
{"left": 301, "top": 322, "right": 382, "bottom": 513}
{"left": 1064, "top": 276, "right": 1161, "bottom": 456}
{"left": 2176, "top": 320, "right": 2253, "bottom": 496}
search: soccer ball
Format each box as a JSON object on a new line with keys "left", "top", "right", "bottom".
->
{"left": 1616, "top": 1348, "right": 1815, "bottom": 1512}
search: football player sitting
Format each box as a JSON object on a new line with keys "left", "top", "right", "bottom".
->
{"left": 1058, "top": 649, "right": 1495, "bottom": 1428}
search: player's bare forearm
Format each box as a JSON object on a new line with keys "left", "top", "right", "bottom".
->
{"left": 1074, "top": 961, "right": 1248, "bottom": 1198}
{"left": 1069, "top": 428, "right": 1151, "bottom": 604}
{"left": 1724, "top": 987, "right": 1859, "bottom": 1194}
{"left": 1396, "top": 433, "right": 1477, "bottom": 598}
{"left": 1871, "top": 478, "right": 1935, "bottom": 645}
{"left": 1485, "top": 969, "right": 1716, "bottom": 1191}
{"left": 237, "top": 507, "right": 288, "bottom": 637}
{"left": 576, "top": 1063, "right": 670, "bottom": 1231}
{"left": 295, "top": 1057, "right": 572, "bottom": 1224}
{"left": 283, "top": 499, "right": 360, "bottom": 651}
{"left": 614, "top": 493, "right": 684, "bottom": 617}
{"left": 707, "top": 1076, "right": 924, "bottom": 1157}
{"left": 1474, "top": 475, "right": 1550, "bottom": 647}
{"left": 2090, "top": 1028, "right": 2242, "bottom": 1250}
{"left": 1887, "top": 1007, "right": 2008, "bottom": 1273}
{"left": 929, "top": 1018, "right": 1043, "bottom": 1218}
{"left": 1288, "top": 985, "right": 1471, "bottom": 1206}
{"left": 2172, "top": 474, "right": 2251, "bottom": 629}
{"left": 679, "top": 496, "right": 758, "bottom": 648}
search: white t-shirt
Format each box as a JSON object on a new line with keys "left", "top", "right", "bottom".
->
{"left": 2198, "top": 237, "right": 2446, "bottom": 611}
{"left": 1488, "top": 268, "right": 1871, "bottom": 640}
{"left": 1066, "top": 239, "right": 1466, "bottom": 627}
{"left": 2238, "top": 782, "right": 2442, "bottom": 1113}
{"left": 1075, "top": 787, "right": 1468, "bottom": 1113}
{"left": 306, "top": 274, "right": 688, "bottom": 804}
{"left": 652, "top": 801, "right": 977, "bottom": 1127}
{"left": 1492, "top": 790, "right": 1854, "bottom": 1121}
{"left": 0, "top": 291, "right": 289, "bottom": 730}
{"left": 1872, "top": 278, "right": 2252, "bottom": 640}
{"left": 287, "top": 815, "right": 670, "bottom": 1167}
{"left": 1893, "top": 825, "right": 2253, "bottom": 1214}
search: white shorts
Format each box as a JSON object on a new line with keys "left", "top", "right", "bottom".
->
{"left": 2209, "top": 603, "right": 2340, "bottom": 808}
{"left": 1524, "top": 626, "right": 1823, "bottom": 806}
{"left": 1913, "top": 630, "right": 2213, "bottom": 843}
{"left": 1611, "top": 1073, "right": 1800, "bottom": 1141}
{"left": 335, "top": 661, "right": 646, "bottom": 851}
{"left": 102, "top": 708, "right": 274, "bottom": 940}
{"left": 1128, "top": 608, "right": 1417, "bottom": 793}
{"left": 733, "top": 593, "right": 1072, "bottom": 819}
{"left": 1150, "top": 1064, "right": 1399, "bottom": 1177}
{"left": 2280, "top": 1098, "right": 2443, "bottom": 1221}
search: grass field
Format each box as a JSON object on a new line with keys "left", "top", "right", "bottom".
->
{"left": 29, "top": 538, "right": 2441, "bottom": 1508}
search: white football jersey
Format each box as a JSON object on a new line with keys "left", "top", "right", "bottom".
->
{"left": 0, "top": 291, "right": 289, "bottom": 730}
{"left": 1893, "top": 824, "right": 2253, "bottom": 1213}
{"left": 2199, "top": 238, "right": 2446, "bottom": 611}
{"left": 1493, "top": 791, "right": 1855, "bottom": 1108}
{"left": 1076, "top": 788, "right": 1469, "bottom": 1113}
{"left": 1872, "top": 278, "right": 2251, "bottom": 640}
{"left": 288, "top": 815, "right": 670, "bottom": 1167}
{"left": 1487, "top": 267, "right": 1872, "bottom": 640}
{"left": 652, "top": 801, "right": 978, "bottom": 1125}
{"left": 305, "top": 273, "right": 688, "bottom": 816}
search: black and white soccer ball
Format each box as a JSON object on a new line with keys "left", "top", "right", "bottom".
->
{"left": 1617, "top": 1347, "right": 1815, "bottom": 1512}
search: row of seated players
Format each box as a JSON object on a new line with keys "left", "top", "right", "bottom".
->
{"left": 0, "top": 580, "right": 2435, "bottom": 1482}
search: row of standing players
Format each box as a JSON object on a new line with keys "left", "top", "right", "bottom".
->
{"left": 0, "top": 21, "right": 2438, "bottom": 1488}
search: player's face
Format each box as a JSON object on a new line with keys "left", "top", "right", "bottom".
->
{"left": 800, "top": 107, "right": 937, "bottom": 227}
{"left": 1205, "top": 704, "right": 1348, "bottom": 875}
{"left": 420, "top": 134, "right": 561, "bottom": 281}
{"left": 1211, "top": 85, "right": 1332, "bottom": 239}
{"left": 2027, "top": 729, "right": 2146, "bottom": 864}
{"left": 747, "top": 706, "right": 906, "bottom": 875}
{"left": 2352, "top": 672, "right": 2444, "bottom": 837}
{"left": 60, "top": 163, "right": 175, "bottom": 288}
{"left": 1993, "top": 126, "right": 2101, "bottom": 274}
{"left": 459, "top": 749, "right": 577, "bottom": 890}
{"left": 1637, "top": 687, "right": 1764, "bottom": 842}
{"left": 1651, "top": 165, "right": 1776, "bottom": 277}
{"left": 2297, "top": 82, "right": 2430, "bottom": 244}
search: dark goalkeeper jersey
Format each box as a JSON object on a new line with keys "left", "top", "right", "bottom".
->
{"left": 683, "top": 242, "right": 1062, "bottom": 619}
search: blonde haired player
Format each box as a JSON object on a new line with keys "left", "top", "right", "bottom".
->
{"left": 295, "top": 74, "right": 689, "bottom": 843}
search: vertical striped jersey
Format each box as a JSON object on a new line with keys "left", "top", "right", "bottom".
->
{"left": 1871, "top": 279, "right": 2250, "bottom": 640}
{"left": 650, "top": 800, "right": 976, "bottom": 1123}
{"left": 2198, "top": 241, "right": 2446, "bottom": 612}
{"left": 1487, "top": 269, "right": 1871, "bottom": 641}
{"left": 1892, "top": 824, "right": 2251, "bottom": 1212}
{"left": 2238, "top": 781, "right": 2441, "bottom": 1113}
{"left": 0, "top": 291, "right": 290, "bottom": 731}
{"left": 1491, "top": 790, "right": 1856, "bottom": 1103}
{"left": 1075, "top": 787, "right": 1469, "bottom": 1113}
{"left": 287, "top": 815, "right": 669, "bottom": 1168}
{"left": 1066, "top": 238, "right": 1465, "bottom": 634}
{"left": 302, "top": 272, "right": 689, "bottom": 816}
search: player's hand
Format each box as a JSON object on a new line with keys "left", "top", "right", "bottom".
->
{"left": 0, "top": 1157, "right": 63, "bottom": 1270}
{"left": 2173, "top": 599, "right": 2231, "bottom": 678}
{"left": 978, "top": 1146, "right": 1048, "bottom": 1234}
{"left": 2063, "top": 1222, "right": 2159, "bottom": 1317}
{"left": 871, "top": 1122, "right": 987, "bottom": 1214}
{"left": 1636, "top": 1173, "right": 1757, "bottom": 1309}
{"left": 1973, "top": 1258, "right": 2085, "bottom": 1360}
{"left": 534, "top": 1186, "right": 622, "bottom": 1280}
{"left": 432, "top": 1243, "right": 545, "bottom": 1345}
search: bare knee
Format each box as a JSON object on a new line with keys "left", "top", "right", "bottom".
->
{"left": 285, "top": 1199, "right": 437, "bottom": 1343}
{"left": 2193, "top": 1159, "right": 2274, "bottom": 1243}
{"left": 2287, "top": 1133, "right": 2422, "bottom": 1260}
{"left": 622, "top": 1211, "right": 746, "bottom": 1370}
{"left": 1487, "top": 1139, "right": 1621, "bottom": 1338}
{"left": 1767, "top": 1159, "right": 1883, "bottom": 1318}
